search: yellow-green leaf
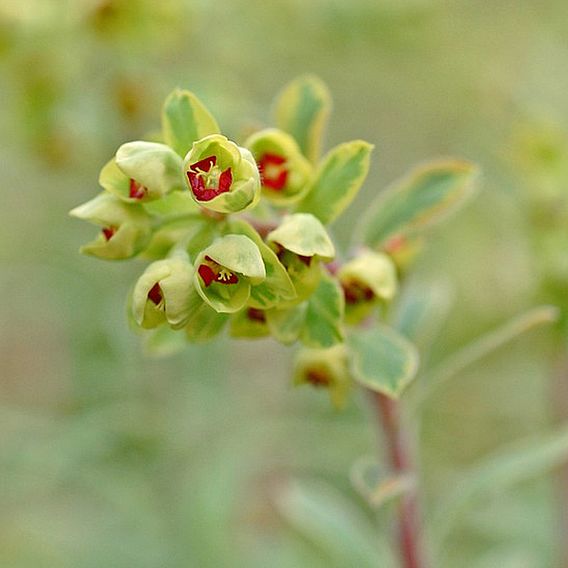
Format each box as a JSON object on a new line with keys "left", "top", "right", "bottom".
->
{"left": 298, "top": 141, "right": 373, "bottom": 224}
{"left": 162, "top": 89, "right": 220, "bottom": 157}
{"left": 273, "top": 74, "right": 332, "bottom": 163}
{"left": 359, "top": 159, "right": 479, "bottom": 248}
{"left": 301, "top": 271, "right": 344, "bottom": 348}
{"left": 348, "top": 324, "right": 419, "bottom": 398}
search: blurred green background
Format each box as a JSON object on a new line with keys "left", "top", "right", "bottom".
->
{"left": 2, "top": 0, "right": 568, "bottom": 566}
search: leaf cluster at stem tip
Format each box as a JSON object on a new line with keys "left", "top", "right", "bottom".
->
{"left": 70, "top": 74, "right": 480, "bottom": 407}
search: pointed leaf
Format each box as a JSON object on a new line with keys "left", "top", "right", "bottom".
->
{"left": 301, "top": 271, "right": 344, "bottom": 348}
{"left": 273, "top": 74, "right": 332, "bottom": 163}
{"left": 162, "top": 88, "right": 220, "bottom": 157}
{"left": 415, "top": 305, "right": 559, "bottom": 407}
{"left": 348, "top": 324, "right": 419, "bottom": 398}
{"left": 359, "top": 159, "right": 479, "bottom": 248}
{"left": 298, "top": 141, "right": 373, "bottom": 224}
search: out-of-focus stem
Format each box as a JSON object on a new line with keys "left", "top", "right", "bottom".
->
{"left": 371, "top": 391, "right": 427, "bottom": 568}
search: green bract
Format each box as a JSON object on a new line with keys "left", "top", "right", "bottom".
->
{"left": 267, "top": 213, "right": 335, "bottom": 260}
{"left": 298, "top": 140, "right": 373, "bottom": 224}
{"left": 183, "top": 134, "right": 261, "bottom": 213}
{"left": 69, "top": 192, "right": 151, "bottom": 259}
{"left": 161, "top": 88, "right": 220, "bottom": 158}
{"left": 226, "top": 219, "right": 296, "bottom": 309}
{"left": 293, "top": 344, "right": 351, "bottom": 409}
{"left": 273, "top": 74, "right": 331, "bottom": 163}
{"left": 106, "top": 141, "right": 185, "bottom": 202}
{"left": 131, "top": 254, "right": 194, "bottom": 330}
{"left": 338, "top": 251, "right": 398, "bottom": 325}
{"left": 194, "top": 235, "right": 266, "bottom": 313}
{"left": 245, "top": 128, "right": 313, "bottom": 205}
{"left": 267, "top": 213, "right": 335, "bottom": 302}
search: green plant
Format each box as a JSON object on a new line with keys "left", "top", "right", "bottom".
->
{"left": 70, "top": 75, "right": 559, "bottom": 567}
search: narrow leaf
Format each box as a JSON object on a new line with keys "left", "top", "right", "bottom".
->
{"left": 273, "top": 75, "right": 332, "bottom": 163}
{"left": 416, "top": 305, "right": 559, "bottom": 406}
{"left": 348, "top": 324, "right": 419, "bottom": 398}
{"left": 360, "top": 159, "right": 479, "bottom": 248}
{"left": 275, "top": 480, "right": 394, "bottom": 568}
{"left": 431, "top": 424, "right": 568, "bottom": 550}
{"left": 162, "top": 89, "right": 220, "bottom": 157}
{"left": 298, "top": 141, "right": 374, "bottom": 224}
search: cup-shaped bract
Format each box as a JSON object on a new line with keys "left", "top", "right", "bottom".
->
{"left": 194, "top": 234, "right": 266, "bottom": 313}
{"left": 69, "top": 193, "right": 152, "bottom": 260}
{"left": 100, "top": 141, "right": 185, "bottom": 203}
{"left": 131, "top": 255, "right": 194, "bottom": 330}
{"left": 293, "top": 344, "right": 351, "bottom": 408}
{"left": 184, "top": 135, "right": 261, "bottom": 213}
{"left": 266, "top": 213, "right": 335, "bottom": 302}
{"left": 338, "top": 251, "right": 398, "bottom": 324}
{"left": 245, "top": 128, "right": 312, "bottom": 205}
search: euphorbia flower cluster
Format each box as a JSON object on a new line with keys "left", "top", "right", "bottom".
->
{"left": 71, "top": 76, "right": 404, "bottom": 407}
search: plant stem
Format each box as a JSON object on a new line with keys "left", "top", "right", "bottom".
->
{"left": 371, "top": 391, "right": 427, "bottom": 568}
{"left": 552, "top": 347, "right": 568, "bottom": 568}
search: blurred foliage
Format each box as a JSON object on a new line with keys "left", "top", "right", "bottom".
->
{"left": 1, "top": 0, "right": 568, "bottom": 566}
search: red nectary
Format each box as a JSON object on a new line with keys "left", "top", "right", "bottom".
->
{"left": 258, "top": 153, "right": 288, "bottom": 191}
{"left": 187, "top": 155, "right": 233, "bottom": 202}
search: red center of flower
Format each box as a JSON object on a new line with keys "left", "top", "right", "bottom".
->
{"left": 306, "top": 369, "right": 331, "bottom": 388}
{"left": 147, "top": 283, "right": 163, "bottom": 305}
{"left": 129, "top": 178, "right": 147, "bottom": 199}
{"left": 258, "top": 153, "right": 288, "bottom": 191}
{"left": 342, "top": 280, "right": 375, "bottom": 305}
{"left": 102, "top": 226, "right": 116, "bottom": 241}
{"left": 247, "top": 308, "right": 266, "bottom": 323}
{"left": 198, "top": 256, "right": 239, "bottom": 287}
{"left": 187, "top": 155, "right": 233, "bottom": 202}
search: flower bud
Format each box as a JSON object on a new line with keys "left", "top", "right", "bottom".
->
{"left": 293, "top": 344, "right": 351, "bottom": 408}
{"left": 100, "top": 141, "right": 184, "bottom": 203}
{"left": 69, "top": 193, "right": 151, "bottom": 260}
{"left": 245, "top": 128, "right": 312, "bottom": 204}
{"left": 184, "top": 134, "right": 261, "bottom": 213}
{"left": 131, "top": 255, "right": 194, "bottom": 330}
{"left": 266, "top": 213, "right": 335, "bottom": 302}
{"left": 338, "top": 250, "right": 397, "bottom": 324}
{"left": 194, "top": 235, "right": 266, "bottom": 313}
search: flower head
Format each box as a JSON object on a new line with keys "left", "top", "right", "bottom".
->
{"left": 245, "top": 128, "right": 312, "bottom": 204}
{"left": 194, "top": 234, "right": 266, "bottom": 313}
{"left": 69, "top": 193, "right": 151, "bottom": 259}
{"left": 184, "top": 134, "right": 261, "bottom": 213}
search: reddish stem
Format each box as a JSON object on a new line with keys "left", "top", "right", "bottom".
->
{"left": 371, "top": 391, "right": 427, "bottom": 568}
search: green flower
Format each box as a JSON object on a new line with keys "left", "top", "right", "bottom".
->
{"left": 131, "top": 255, "right": 194, "bottom": 330}
{"left": 100, "top": 142, "right": 184, "bottom": 203}
{"left": 194, "top": 234, "right": 266, "bottom": 313}
{"left": 184, "top": 134, "right": 261, "bottom": 213}
{"left": 69, "top": 193, "right": 151, "bottom": 260}
{"left": 338, "top": 251, "right": 398, "bottom": 324}
{"left": 245, "top": 128, "right": 312, "bottom": 205}
{"left": 293, "top": 344, "right": 351, "bottom": 408}
{"left": 266, "top": 213, "right": 335, "bottom": 302}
